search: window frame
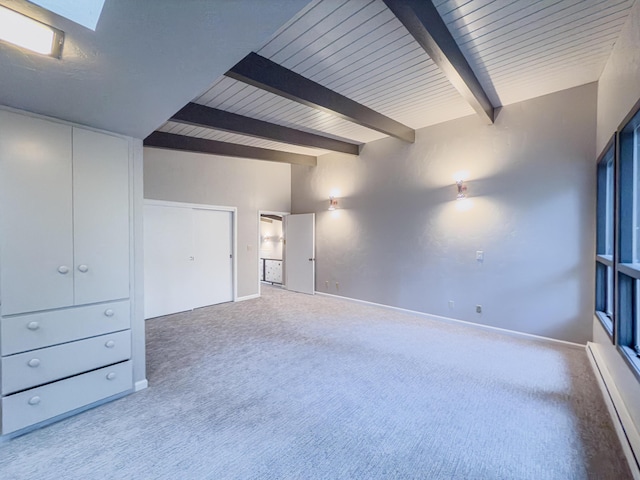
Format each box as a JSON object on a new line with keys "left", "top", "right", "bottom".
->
{"left": 595, "top": 135, "right": 616, "bottom": 337}
{"left": 612, "top": 96, "right": 640, "bottom": 380}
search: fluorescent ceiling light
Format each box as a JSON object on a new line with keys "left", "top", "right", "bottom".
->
{"left": 29, "top": 0, "right": 105, "bottom": 31}
{"left": 0, "top": 5, "right": 64, "bottom": 57}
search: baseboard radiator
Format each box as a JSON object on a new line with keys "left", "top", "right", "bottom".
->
{"left": 587, "top": 342, "right": 640, "bottom": 479}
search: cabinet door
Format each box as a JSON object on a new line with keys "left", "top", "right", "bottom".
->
{"left": 0, "top": 111, "right": 74, "bottom": 315}
{"left": 72, "top": 128, "right": 130, "bottom": 305}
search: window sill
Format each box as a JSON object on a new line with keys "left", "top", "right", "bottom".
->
{"left": 595, "top": 310, "right": 614, "bottom": 339}
{"left": 618, "top": 345, "right": 640, "bottom": 383}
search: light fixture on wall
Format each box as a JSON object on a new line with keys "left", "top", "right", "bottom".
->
{"left": 0, "top": 5, "right": 64, "bottom": 58}
{"left": 456, "top": 179, "right": 467, "bottom": 200}
{"left": 453, "top": 171, "right": 469, "bottom": 201}
{"left": 328, "top": 196, "right": 339, "bottom": 211}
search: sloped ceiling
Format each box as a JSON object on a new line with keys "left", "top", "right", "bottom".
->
{"left": 149, "top": 0, "right": 636, "bottom": 165}
{"left": 0, "top": 0, "right": 312, "bottom": 138}
{"left": 1, "top": 0, "right": 635, "bottom": 155}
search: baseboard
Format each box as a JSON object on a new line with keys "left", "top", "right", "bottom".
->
{"left": 235, "top": 293, "right": 260, "bottom": 302}
{"left": 587, "top": 343, "right": 640, "bottom": 479}
{"left": 134, "top": 379, "right": 148, "bottom": 392}
{"left": 315, "top": 291, "right": 585, "bottom": 350}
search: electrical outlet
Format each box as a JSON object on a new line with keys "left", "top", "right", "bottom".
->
{"left": 325, "top": 280, "right": 329, "bottom": 289}
{"left": 335, "top": 282, "right": 339, "bottom": 291}
{"left": 476, "top": 305, "right": 482, "bottom": 313}
{"left": 448, "top": 300, "right": 454, "bottom": 309}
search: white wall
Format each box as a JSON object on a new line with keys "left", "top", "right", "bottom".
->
{"left": 593, "top": 0, "right": 640, "bottom": 443}
{"left": 260, "top": 218, "right": 283, "bottom": 260}
{"left": 143, "top": 148, "right": 291, "bottom": 298}
{"left": 292, "top": 83, "right": 596, "bottom": 344}
{"left": 597, "top": 0, "right": 640, "bottom": 154}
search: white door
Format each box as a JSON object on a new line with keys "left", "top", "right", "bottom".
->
{"left": 144, "top": 204, "right": 234, "bottom": 319}
{"left": 191, "top": 209, "right": 233, "bottom": 308}
{"left": 0, "top": 111, "right": 74, "bottom": 315}
{"left": 285, "top": 213, "right": 315, "bottom": 295}
{"left": 73, "top": 128, "right": 130, "bottom": 305}
{"left": 144, "top": 205, "right": 193, "bottom": 318}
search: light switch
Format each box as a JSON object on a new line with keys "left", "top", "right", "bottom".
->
{"left": 476, "top": 250, "right": 484, "bottom": 262}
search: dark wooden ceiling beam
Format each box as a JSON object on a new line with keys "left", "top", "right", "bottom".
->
{"left": 226, "top": 52, "right": 415, "bottom": 143}
{"left": 144, "top": 131, "right": 317, "bottom": 166}
{"left": 382, "top": 0, "right": 495, "bottom": 124}
{"left": 172, "top": 102, "right": 360, "bottom": 155}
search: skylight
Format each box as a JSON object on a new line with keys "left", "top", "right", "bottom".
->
{"left": 29, "top": 0, "right": 106, "bottom": 31}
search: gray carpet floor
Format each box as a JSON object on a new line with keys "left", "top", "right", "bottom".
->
{"left": 0, "top": 285, "right": 632, "bottom": 479}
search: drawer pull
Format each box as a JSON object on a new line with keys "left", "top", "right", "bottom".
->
{"left": 104, "top": 309, "right": 115, "bottom": 317}
{"left": 78, "top": 264, "right": 89, "bottom": 273}
{"left": 27, "top": 321, "right": 40, "bottom": 331}
{"left": 105, "top": 340, "right": 116, "bottom": 348}
{"left": 27, "top": 358, "right": 41, "bottom": 368}
{"left": 106, "top": 372, "right": 117, "bottom": 381}
{"left": 28, "top": 396, "right": 41, "bottom": 406}
{"left": 57, "top": 265, "right": 69, "bottom": 274}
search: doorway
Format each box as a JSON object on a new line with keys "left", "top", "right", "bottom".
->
{"left": 258, "top": 211, "right": 316, "bottom": 296}
{"left": 259, "top": 211, "right": 287, "bottom": 295}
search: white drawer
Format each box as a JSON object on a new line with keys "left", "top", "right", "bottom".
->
{"left": 1, "top": 360, "right": 132, "bottom": 435}
{"left": 1, "top": 330, "right": 131, "bottom": 395}
{"left": 1, "top": 301, "right": 129, "bottom": 355}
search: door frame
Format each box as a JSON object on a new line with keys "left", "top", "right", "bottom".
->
{"left": 257, "top": 210, "right": 289, "bottom": 296}
{"left": 144, "top": 199, "right": 238, "bottom": 303}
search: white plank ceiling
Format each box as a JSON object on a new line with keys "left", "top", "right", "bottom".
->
{"left": 159, "top": 0, "right": 636, "bottom": 160}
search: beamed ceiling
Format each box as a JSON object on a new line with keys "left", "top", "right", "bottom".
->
{"left": 147, "top": 0, "right": 636, "bottom": 165}
{"left": 0, "top": 0, "right": 634, "bottom": 158}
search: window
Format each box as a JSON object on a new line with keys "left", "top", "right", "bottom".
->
{"left": 595, "top": 140, "right": 615, "bottom": 333}
{"left": 596, "top": 98, "right": 640, "bottom": 377}
{"left": 618, "top": 106, "right": 640, "bottom": 366}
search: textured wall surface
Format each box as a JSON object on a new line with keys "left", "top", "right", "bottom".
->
{"left": 292, "top": 84, "right": 597, "bottom": 344}
{"left": 594, "top": 0, "right": 640, "bottom": 442}
{"left": 143, "top": 148, "right": 291, "bottom": 298}
{"left": 597, "top": 0, "right": 640, "bottom": 153}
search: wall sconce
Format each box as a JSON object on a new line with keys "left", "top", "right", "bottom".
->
{"left": 456, "top": 180, "right": 467, "bottom": 200}
{"left": 328, "top": 196, "right": 339, "bottom": 211}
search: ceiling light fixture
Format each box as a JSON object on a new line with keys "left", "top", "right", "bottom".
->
{"left": 0, "top": 5, "right": 64, "bottom": 58}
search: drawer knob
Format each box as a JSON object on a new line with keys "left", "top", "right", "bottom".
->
{"left": 106, "top": 372, "right": 117, "bottom": 381}
{"left": 28, "top": 396, "right": 41, "bottom": 406}
{"left": 78, "top": 264, "right": 89, "bottom": 273}
{"left": 57, "top": 265, "right": 69, "bottom": 274}
{"left": 27, "top": 321, "right": 40, "bottom": 331}
{"left": 104, "top": 309, "right": 115, "bottom": 317}
{"left": 27, "top": 358, "right": 41, "bottom": 368}
{"left": 105, "top": 340, "right": 116, "bottom": 348}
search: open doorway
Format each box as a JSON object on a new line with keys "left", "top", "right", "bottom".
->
{"left": 259, "top": 211, "right": 288, "bottom": 295}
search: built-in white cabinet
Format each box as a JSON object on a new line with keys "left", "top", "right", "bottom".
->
{"left": 0, "top": 109, "right": 133, "bottom": 435}
{"left": 0, "top": 113, "right": 130, "bottom": 315}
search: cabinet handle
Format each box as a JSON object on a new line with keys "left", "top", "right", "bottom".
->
{"left": 27, "top": 358, "right": 41, "bottom": 368}
{"left": 106, "top": 372, "right": 117, "bottom": 381}
{"left": 28, "top": 396, "right": 41, "bottom": 406}
{"left": 57, "top": 265, "right": 69, "bottom": 274}
{"left": 104, "top": 309, "right": 115, "bottom": 317}
{"left": 77, "top": 264, "right": 89, "bottom": 273}
{"left": 105, "top": 340, "right": 116, "bottom": 348}
{"left": 27, "top": 321, "right": 40, "bottom": 331}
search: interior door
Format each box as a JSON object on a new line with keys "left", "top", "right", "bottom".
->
{"left": 191, "top": 209, "right": 233, "bottom": 308}
{"left": 284, "top": 213, "right": 315, "bottom": 295}
{"left": 143, "top": 204, "right": 193, "bottom": 318}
